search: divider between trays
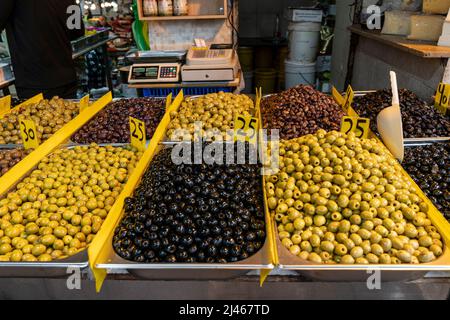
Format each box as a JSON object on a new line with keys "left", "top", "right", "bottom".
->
{"left": 89, "top": 93, "right": 181, "bottom": 292}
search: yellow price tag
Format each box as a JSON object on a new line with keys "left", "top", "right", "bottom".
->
{"left": 343, "top": 85, "right": 354, "bottom": 111}
{"left": 340, "top": 116, "right": 370, "bottom": 139}
{"left": 19, "top": 119, "right": 40, "bottom": 149}
{"left": 332, "top": 86, "right": 345, "bottom": 106}
{"left": 129, "top": 117, "right": 146, "bottom": 151}
{"left": 166, "top": 93, "right": 173, "bottom": 110}
{"left": 79, "top": 94, "right": 90, "bottom": 113}
{"left": 434, "top": 83, "right": 450, "bottom": 115}
{"left": 0, "top": 95, "right": 11, "bottom": 115}
{"left": 234, "top": 115, "right": 259, "bottom": 143}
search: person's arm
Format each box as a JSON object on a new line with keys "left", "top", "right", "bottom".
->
{"left": 0, "top": 0, "right": 14, "bottom": 33}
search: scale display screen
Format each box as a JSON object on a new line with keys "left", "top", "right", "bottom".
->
{"left": 128, "top": 63, "right": 181, "bottom": 83}
{"left": 131, "top": 66, "right": 159, "bottom": 80}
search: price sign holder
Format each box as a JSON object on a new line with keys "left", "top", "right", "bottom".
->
{"left": 343, "top": 85, "right": 354, "bottom": 111}
{"left": 332, "top": 86, "right": 345, "bottom": 107}
{"left": 19, "top": 118, "right": 40, "bottom": 149}
{"left": 340, "top": 116, "right": 370, "bottom": 139}
{"left": 129, "top": 117, "right": 146, "bottom": 151}
{"left": 79, "top": 94, "right": 90, "bottom": 113}
{"left": 234, "top": 114, "right": 259, "bottom": 144}
{"left": 434, "top": 83, "right": 450, "bottom": 115}
{"left": 167, "top": 90, "right": 184, "bottom": 114}
{"left": 0, "top": 95, "right": 11, "bottom": 115}
{"left": 165, "top": 93, "right": 173, "bottom": 110}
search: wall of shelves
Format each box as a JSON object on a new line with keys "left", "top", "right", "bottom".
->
{"left": 141, "top": 0, "right": 237, "bottom": 51}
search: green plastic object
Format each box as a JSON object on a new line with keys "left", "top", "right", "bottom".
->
{"left": 132, "top": 0, "right": 150, "bottom": 50}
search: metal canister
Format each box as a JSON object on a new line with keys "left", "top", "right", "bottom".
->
{"left": 173, "top": 0, "right": 188, "bottom": 16}
{"left": 143, "top": 0, "right": 158, "bottom": 16}
{"left": 157, "top": 0, "right": 173, "bottom": 16}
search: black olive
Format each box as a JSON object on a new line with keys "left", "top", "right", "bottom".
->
{"left": 112, "top": 144, "right": 266, "bottom": 263}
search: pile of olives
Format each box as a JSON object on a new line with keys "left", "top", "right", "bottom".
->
{"left": 0, "top": 97, "right": 79, "bottom": 144}
{"left": 266, "top": 130, "right": 444, "bottom": 264}
{"left": 0, "top": 144, "right": 141, "bottom": 262}
{"left": 353, "top": 89, "right": 450, "bottom": 138}
{"left": 113, "top": 143, "right": 266, "bottom": 263}
{"left": 0, "top": 148, "right": 32, "bottom": 176}
{"left": 166, "top": 92, "right": 255, "bottom": 141}
{"left": 262, "top": 85, "right": 346, "bottom": 140}
{"left": 72, "top": 98, "right": 165, "bottom": 144}
{"left": 403, "top": 142, "right": 450, "bottom": 220}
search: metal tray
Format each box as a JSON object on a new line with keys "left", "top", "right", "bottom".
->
{"left": 274, "top": 226, "right": 450, "bottom": 281}
{"left": 272, "top": 136, "right": 450, "bottom": 281}
{"left": 352, "top": 90, "right": 450, "bottom": 140}
{"left": 0, "top": 143, "right": 131, "bottom": 278}
{"left": 96, "top": 144, "right": 273, "bottom": 280}
{"left": 404, "top": 137, "right": 450, "bottom": 146}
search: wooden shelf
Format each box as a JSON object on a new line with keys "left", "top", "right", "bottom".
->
{"left": 349, "top": 25, "right": 450, "bottom": 59}
{"left": 137, "top": 0, "right": 227, "bottom": 22}
{"left": 138, "top": 14, "right": 226, "bottom": 21}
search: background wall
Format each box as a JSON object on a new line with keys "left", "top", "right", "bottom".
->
{"left": 330, "top": 0, "right": 353, "bottom": 91}
{"left": 239, "top": 0, "right": 319, "bottom": 39}
{"left": 148, "top": 0, "right": 238, "bottom": 50}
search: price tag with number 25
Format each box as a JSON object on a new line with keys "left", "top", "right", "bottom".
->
{"left": 234, "top": 115, "right": 259, "bottom": 143}
{"left": 340, "top": 116, "right": 370, "bottom": 139}
{"left": 20, "top": 119, "right": 40, "bottom": 149}
{"left": 129, "top": 117, "right": 146, "bottom": 151}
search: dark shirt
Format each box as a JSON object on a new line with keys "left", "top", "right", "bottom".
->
{"left": 0, "top": 0, "right": 84, "bottom": 89}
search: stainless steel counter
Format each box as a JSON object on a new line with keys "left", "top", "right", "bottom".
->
{"left": 0, "top": 272, "right": 449, "bottom": 300}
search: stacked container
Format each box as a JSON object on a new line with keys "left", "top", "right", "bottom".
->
{"left": 285, "top": 9, "right": 322, "bottom": 89}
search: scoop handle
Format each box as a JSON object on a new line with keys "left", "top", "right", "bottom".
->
{"left": 390, "top": 71, "right": 400, "bottom": 106}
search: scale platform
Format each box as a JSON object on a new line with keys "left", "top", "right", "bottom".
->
{"left": 182, "top": 48, "right": 239, "bottom": 82}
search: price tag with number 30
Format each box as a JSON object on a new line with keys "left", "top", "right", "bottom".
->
{"left": 20, "top": 119, "right": 40, "bottom": 149}
{"left": 340, "top": 116, "right": 370, "bottom": 139}
{"left": 129, "top": 117, "right": 146, "bottom": 151}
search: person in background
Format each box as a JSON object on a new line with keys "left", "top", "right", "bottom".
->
{"left": 0, "top": 0, "right": 84, "bottom": 99}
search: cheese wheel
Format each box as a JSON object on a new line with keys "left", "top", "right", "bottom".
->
{"left": 423, "top": 0, "right": 450, "bottom": 15}
{"left": 408, "top": 15, "right": 445, "bottom": 41}
{"left": 382, "top": 11, "right": 414, "bottom": 36}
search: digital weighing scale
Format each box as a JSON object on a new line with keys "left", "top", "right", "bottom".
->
{"left": 127, "top": 51, "right": 186, "bottom": 84}
{"left": 126, "top": 47, "right": 240, "bottom": 84}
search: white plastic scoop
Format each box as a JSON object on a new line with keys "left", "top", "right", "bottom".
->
{"left": 377, "top": 71, "right": 404, "bottom": 162}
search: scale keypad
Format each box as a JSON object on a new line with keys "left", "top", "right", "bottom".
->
{"left": 160, "top": 66, "right": 178, "bottom": 78}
